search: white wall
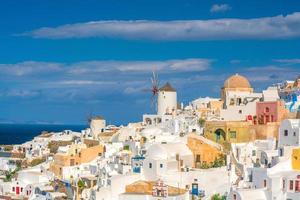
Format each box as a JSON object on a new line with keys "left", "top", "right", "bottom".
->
{"left": 252, "top": 168, "right": 268, "bottom": 189}
{"left": 90, "top": 119, "right": 106, "bottom": 136}
{"left": 278, "top": 119, "right": 300, "bottom": 147}
{"left": 158, "top": 91, "right": 177, "bottom": 116}
{"left": 119, "top": 193, "right": 189, "bottom": 200}
{"left": 143, "top": 158, "right": 168, "bottom": 181}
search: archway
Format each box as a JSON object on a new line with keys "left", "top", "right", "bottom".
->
{"left": 145, "top": 118, "right": 152, "bottom": 125}
{"left": 214, "top": 129, "right": 226, "bottom": 142}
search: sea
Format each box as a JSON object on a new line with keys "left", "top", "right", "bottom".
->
{"left": 0, "top": 123, "right": 87, "bottom": 145}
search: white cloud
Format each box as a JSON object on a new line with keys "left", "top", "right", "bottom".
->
{"left": 67, "top": 59, "right": 211, "bottom": 74}
{"left": 273, "top": 59, "right": 300, "bottom": 65}
{"left": 123, "top": 86, "right": 144, "bottom": 94}
{"left": 246, "top": 65, "right": 292, "bottom": 72}
{"left": 210, "top": 4, "right": 231, "bottom": 13}
{"left": 230, "top": 59, "right": 241, "bottom": 64}
{"left": 21, "top": 12, "right": 300, "bottom": 40}
{"left": 56, "top": 80, "right": 117, "bottom": 85}
{"left": 0, "top": 61, "right": 62, "bottom": 76}
{"left": 0, "top": 59, "right": 211, "bottom": 78}
{"left": 4, "top": 89, "right": 40, "bottom": 98}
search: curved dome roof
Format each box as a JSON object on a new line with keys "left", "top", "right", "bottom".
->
{"left": 224, "top": 74, "right": 252, "bottom": 89}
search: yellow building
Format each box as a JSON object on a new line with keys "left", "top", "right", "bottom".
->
{"left": 50, "top": 140, "right": 104, "bottom": 178}
{"left": 204, "top": 121, "right": 255, "bottom": 144}
{"left": 249, "top": 122, "right": 280, "bottom": 140}
{"left": 204, "top": 120, "right": 285, "bottom": 145}
{"left": 187, "top": 133, "right": 224, "bottom": 168}
{"left": 292, "top": 148, "right": 300, "bottom": 170}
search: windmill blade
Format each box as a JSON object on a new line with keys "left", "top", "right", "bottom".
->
{"left": 150, "top": 93, "right": 158, "bottom": 110}
{"left": 142, "top": 71, "right": 160, "bottom": 112}
{"left": 153, "top": 71, "right": 159, "bottom": 87}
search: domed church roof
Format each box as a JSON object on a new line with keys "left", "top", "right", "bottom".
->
{"left": 224, "top": 74, "right": 252, "bottom": 89}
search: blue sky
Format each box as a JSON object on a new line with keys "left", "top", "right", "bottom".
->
{"left": 0, "top": 0, "right": 299, "bottom": 125}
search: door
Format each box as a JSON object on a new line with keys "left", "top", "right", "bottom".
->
{"left": 16, "top": 187, "right": 20, "bottom": 195}
{"left": 70, "top": 159, "right": 75, "bottom": 166}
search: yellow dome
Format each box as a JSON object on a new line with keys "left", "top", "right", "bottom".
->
{"left": 224, "top": 74, "right": 251, "bottom": 89}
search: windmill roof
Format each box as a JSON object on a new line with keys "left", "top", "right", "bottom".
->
{"left": 159, "top": 82, "right": 176, "bottom": 92}
{"left": 92, "top": 116, "right": 104, "bottom": 120}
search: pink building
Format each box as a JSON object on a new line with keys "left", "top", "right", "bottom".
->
{"left": 256, "top": 101, "right": 287, "bottom": 124}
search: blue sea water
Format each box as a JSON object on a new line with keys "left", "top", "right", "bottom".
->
{"left": 0, "top": 124, "right": 87, "bottom": 145}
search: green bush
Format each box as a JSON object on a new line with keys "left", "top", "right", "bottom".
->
{"left": 200, "top": 162, "right": 210, "bottom": 169}
{"left": 199, "top": 118, "right": 206, "bottom": 127}
{"left": 4, "top": 165, "right": 21, "bottom": 182}
{"left": 199, "top": 155, "right": 226, "bottom": 169}
{"left": 211, "top": 193, "right": 226, "bottom": 200}
{"left": 77, "top": 179, "right": 85, "bottom": 189}
{"left": 29, "top": 157, "right": 46, "bottom": 167}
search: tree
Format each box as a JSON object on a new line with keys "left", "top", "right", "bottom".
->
{"left": 200, "top": 162, "right": 210, "bottom": 169}
{"left": 199, "top": 118, "right": 206, "bottom": 127}
{"left": 211, "top": 193, "right": 226, "bottom": 200}
{"left": 4, "top": 165, "right": 21, "bottom": 182}
{"left": 211, "top": 155, "right": 226, "bottom": 168}
{"left": 77, "top": 179, "right": 85, "bottom": 190}
{"left": 123, "top": 145, "right": 130, "bottom": 151}
{"left": 4, "top": 171, "right": 13, "bottom": 182}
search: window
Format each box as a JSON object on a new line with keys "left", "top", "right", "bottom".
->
{"left": 290, "top": 180, "right": 294, "bottom": 190}
{"left": 239, "top": 110, "right": 242, "bottom": 114}
{"left": 265, "top": 107, "right": 270, "bottom": 112}
{"left": 160, "top": 164, "right": 163, "bottom": 168}
{"left": 266, "top": 115, "right": 270, "bottom": 123}
{"left": 284, "top": 130, "right": 288, "bottom": 136}
{"left": 176, "top": 154, "right": 180, "bottom": 161}
{"left": 294, "top": 132, "right": 296, "bottom": 136}
{"left": 70, "top": 159, "right": 75, "bottom": 166}
{"left": 296, "top": 180, "right": 300, "bottom": 192}
{"left": 149, "top": 163, "right": 152, "bottom": 168}
{"left": 280, "top": 148, "right": 284, "bottom": 156}
{"left": 196, "top": 155, "right": 201, "bottom": 162}
{"left": 283, "top": 179, "right": 285, "bottom": 190}
{"left": 252, "top": 150, "right": 256, "bottom": 156}
{"left": 230, "top": 131, "right": 237, "bottom": 139}
{"left": 233, "top": 194, "right": 237, "bottom": 200}
{"left": 237, "top": 98, "right": 242, "bottom": 105}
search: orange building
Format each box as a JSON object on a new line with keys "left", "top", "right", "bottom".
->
{"left": 124, "top": 180, "right": 187, "bottom": 196}
{"left": 187, "top": 133, "right": 224, "bottom": 168}
{"left": 50, "top": 140, "right": 104, "bottom": 178}
{"left": 198, "top": 100, "right": 223, "bottom": 119}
